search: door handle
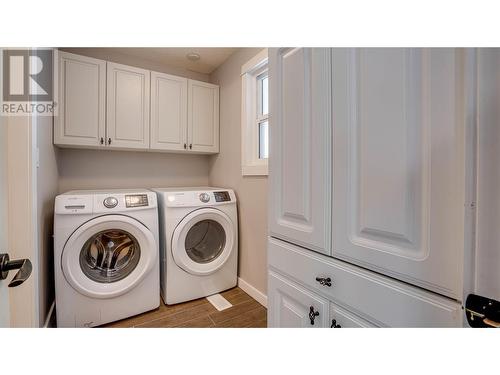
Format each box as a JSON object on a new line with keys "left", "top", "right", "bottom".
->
{"left": 309, "top": 306, "right": 320, "bottom": 325}
{"left": 0, "top": 253, "right": 33, "bottom": 288}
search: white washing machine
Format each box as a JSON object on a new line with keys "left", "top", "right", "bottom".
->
{"left": 153, "top": 187, "right": 238, "bottom": 305}
{"left": 54, "top": 189, "right": 160, "bottom": 327}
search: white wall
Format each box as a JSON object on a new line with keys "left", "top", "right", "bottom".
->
{"left": 209, "top": 48, "right": 268, "bottom": 295}
{"left": 475, "top": 49, "right": 500, "bottom": 301}
{"left": 0, "top": 105, "right": 9, "bottom": 326}
{"left": 35, "top": 116, "right": 59, "bottom": 325}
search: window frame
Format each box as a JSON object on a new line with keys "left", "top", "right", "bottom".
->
{"left": 241, "top": 48, "right": 269, "bottom": 176}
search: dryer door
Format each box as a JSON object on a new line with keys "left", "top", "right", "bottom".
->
{"left": 171, "top": 208, "right": 235, "bottom": 275}
{"left": 61, "top": 215, "right": 157, "bottom": 299}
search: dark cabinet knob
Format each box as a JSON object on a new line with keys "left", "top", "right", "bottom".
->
{"left": 108, "top": 138, "right": 112, "bottom": 145}
{"left": 100, "top": 137, "right": 104, "bottom": 145}
{"left": 309, "top": 306, "right": 320, "bottom": 325}
{"left": 316, "top": 276, "right": 332, "bottom": 287}
{"left": 189, "top": 144, "right": 192, "bottom": 150}
{"left": 184, "top": 143, "right": 187, "bottom": 149}
{"left": 0, "top": 253, "right": 32, "bottom": 288}
{"left": 331, "top": 319, "right": 341, "bottom": 328}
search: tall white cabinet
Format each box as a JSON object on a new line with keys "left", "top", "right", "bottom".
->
{"left": 332, "top": 49, "right": 465, "bottom": 299}
{"left": 268, "top": 48, "right": 470, "bottom": 327}
{"left": 269, "top": 48, "right": 332, "bottom": 256}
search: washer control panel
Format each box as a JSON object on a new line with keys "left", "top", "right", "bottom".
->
{"left": 214, "top": 191, "right": 231, "bottom": 202}
{"left": 125, "top": 194, "right": 149, "bottom": 208}
{"left": 103, "top": 197, "right": 118, "bottom": 208}
{"left": 199, "top": 192, "right": 211, "bottom": 203}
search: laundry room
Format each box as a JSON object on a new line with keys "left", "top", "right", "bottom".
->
{"left": 18, "top": 47, "right": 269, "bottom": 328}
{"left": 6, "top": 5, "right": 500, "bottom": 375}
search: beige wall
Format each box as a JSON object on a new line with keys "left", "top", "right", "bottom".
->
{"left": 60, "top": 48, "right": 210, "bottom": 82}
{"left": 36, "top": 116, "right": 59, "bottom": 326}
{"left": 209, "top": 48, "right": 268, "bottom": 295}
{"left": 57, "top": 149, "right": 209, "bottom": 192}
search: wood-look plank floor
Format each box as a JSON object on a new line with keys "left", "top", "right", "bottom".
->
{"left": 103, "top": 287, "right": 267, "bottom": 328}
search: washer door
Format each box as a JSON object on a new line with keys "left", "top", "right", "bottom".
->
{"left": 61, "top": 215, "right": 157, "bottom": 299}
{"left": 171, "top": 208, "right": 235, "bottom": 275}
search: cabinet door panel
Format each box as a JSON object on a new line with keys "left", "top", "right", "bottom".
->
{"left": 150, "top": 72, "right": 187, "bottom": 151}
{"left": 188, "top": 80, "right": 219, "bottom": 153}
{"left": 55, "top": 52, "right": 106, "bottom": 147}
{"left": 329, "top": 302, "right": 376, "bottom": 328}
{"left": 268, "top": 270, "right": 329, "bottom": 328}
{"left": 107, "top": 62, "right": 150, "bottom": 150}
{"left": 269, "top": 48, "right": 332, "bottom": 255}
{"left": 332, "top": 48, "right": 465, "bottom": 298}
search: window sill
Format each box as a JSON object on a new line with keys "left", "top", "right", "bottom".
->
{"left": 242, "top": 164, "right": 268, "bottom": 176}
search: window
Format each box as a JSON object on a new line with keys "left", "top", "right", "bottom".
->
{"left": 241, "top": 49, "right": 269, "bottom": 176}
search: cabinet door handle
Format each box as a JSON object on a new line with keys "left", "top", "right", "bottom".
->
{"left": 331, "top": 319, "right": 341, "bottom": 328}
{"left": 184, "top": 143, "right": 187, "bottom": 149}
{"left": 315, "top": 276, "right": 332, "bottom": 287}
{"left": 309, "top": 306, "right": 320, "bottom": 325}
{"left": 108, "top": 138, "right": 112, "bottom": 145}
{"left": 100, "top": 137, "right": 104, "bottom": 145}
{"left": 189, "top": 144, "right": 192, "bottom": 150}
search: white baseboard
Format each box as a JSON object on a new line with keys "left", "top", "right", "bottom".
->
{"left": 238, "top": 277, "right": 267, "bottom": 308}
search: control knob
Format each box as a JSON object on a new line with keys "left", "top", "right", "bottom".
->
{"left": 199, "top": 193, "right": 210, "bottom": 203}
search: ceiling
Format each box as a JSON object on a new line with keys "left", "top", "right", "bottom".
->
{"left": 109, "top": 48, "right": 239, "bottom": 74}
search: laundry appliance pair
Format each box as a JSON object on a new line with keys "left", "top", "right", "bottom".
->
{"left": 54, "top": 187, "right": 238, "bottom": 327}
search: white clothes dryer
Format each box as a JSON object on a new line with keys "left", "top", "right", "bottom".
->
{"left": 153, "top": 187, "right": 238, "bottom": 305}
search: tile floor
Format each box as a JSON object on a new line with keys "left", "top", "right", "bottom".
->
{"left": 103, "top": 287, "right": 267, "bottom": 328}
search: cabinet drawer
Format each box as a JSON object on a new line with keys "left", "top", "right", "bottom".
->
{"left": 268, "top": 238, "right": 462, "bottom": 327}
{"left": 330, "top": 302, "right": 375, "bottom": 328}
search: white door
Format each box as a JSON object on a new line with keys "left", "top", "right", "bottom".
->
{"left": 150, "top": 72, "right": 188, "bottom": 152}
{"left": 332, "top": 48, "right": 466, "bottom": 299}
{"left": 0, "top": 105, "right": 9, "bottom": 327}
{"left": 268, "top": 270, "right": 329, "bottom": 328}
{"left": 54, "top": 51, "right": 106, "bottom": 147}
{"left": 268, "top": 48, "right": 332, "bottom": 256}
{"left": 187, "top": 80, "right": 219, "bottom": 153}
{"left": 107, "top": 62, "right": 150, "bottom": 150}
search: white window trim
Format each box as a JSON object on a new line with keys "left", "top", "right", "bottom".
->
{"left": 241, "top": 48, "right": 268, "bottom": 176}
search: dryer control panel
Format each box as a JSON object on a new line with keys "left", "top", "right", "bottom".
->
{"left": 214, "top": 191, "right": 231, "bottom": 202}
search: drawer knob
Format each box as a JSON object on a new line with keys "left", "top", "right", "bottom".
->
{"left": 309, "top": 306, "right": 320, "bottom": 325}
{"left": 315, "top": 276, "right": 332, "bottom": 287}
{"left": 331, "top": 319, "right": 341, "bottom": 328}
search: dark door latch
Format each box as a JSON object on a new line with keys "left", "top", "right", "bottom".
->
{"left": 0, "top": 253, "right": 33, "bottom": 287}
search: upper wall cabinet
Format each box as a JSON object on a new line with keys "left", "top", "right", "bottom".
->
{"left": 54, "top": 52, "right": 219, "bottom": 154}
{"left": 268, "top": 48, "right": 332, "bottom": 256}
{"left": 107, "top": 62, "right": 150, "bottom": 150}
{"left": 188, "top": 80, "right": 220, "bottom": 153}
{"left": 332, "top": 49, "right": 466, "bottom": 299}
{"left": 54, "top": 52, "right": 106, "bottom": 147}
{"left": 150, "top": 72, "right": 188, "bottom": 152}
